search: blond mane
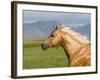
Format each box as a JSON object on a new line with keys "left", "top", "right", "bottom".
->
{"left": 61, "top": 26, "right": 89, "bottom": 44}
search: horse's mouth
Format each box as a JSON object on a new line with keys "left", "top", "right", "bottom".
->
{"left": 41, "top": 44, "right": 48, "bottom": 50}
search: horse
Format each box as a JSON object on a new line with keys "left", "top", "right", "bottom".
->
{"left": 41, "top": 25, "right": 91, "bottom": 67}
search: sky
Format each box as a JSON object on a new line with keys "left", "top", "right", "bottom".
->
{"left": 23, "top": 10, "right": 91, "bottom": 27}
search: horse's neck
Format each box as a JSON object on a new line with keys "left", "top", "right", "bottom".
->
{"left": 61, "top": 33, "right": 82, "bottom": 59}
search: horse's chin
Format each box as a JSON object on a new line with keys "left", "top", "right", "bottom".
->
{"left": 41, "top": 44, "right": 55, "bottom": 51}
{"left": 42, "top": 47, "right": 48, "bottom": 51}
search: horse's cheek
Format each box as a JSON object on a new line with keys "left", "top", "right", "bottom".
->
{"left": 54, "top": 38, "right": 59, "bottom": 46}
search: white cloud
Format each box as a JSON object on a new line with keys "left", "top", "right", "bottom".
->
{"left": 65, "top": 24, "right": 86, "bottom": 27}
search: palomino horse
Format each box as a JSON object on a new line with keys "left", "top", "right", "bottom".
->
{"left": 41, "top": 25, "right": 90, "bottom": 67}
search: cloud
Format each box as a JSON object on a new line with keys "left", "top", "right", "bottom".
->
{"left": 65, "top": 23, "right": 86, "bottom": 27}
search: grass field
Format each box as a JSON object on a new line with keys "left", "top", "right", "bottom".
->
{"left": 23, "top": 40, "right": 69, "bottom": 69}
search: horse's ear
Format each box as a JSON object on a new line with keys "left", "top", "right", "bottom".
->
{"left": 55, "top": 25, "right": 58, "bottom": 30}
{"left": 55, "top": 25, "right": 60, "bottom": 31}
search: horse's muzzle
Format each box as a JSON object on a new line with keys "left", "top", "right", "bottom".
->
{"left": 41, "top": 43, "right": 48, "bottom": 50}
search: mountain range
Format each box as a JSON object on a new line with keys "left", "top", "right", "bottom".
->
{"left": 23, "top": 21, "right": 90, "bottom": 40}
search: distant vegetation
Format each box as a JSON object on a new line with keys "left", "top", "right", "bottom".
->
{"left": 23, "top": 40, "right": 68, "bottom": 69}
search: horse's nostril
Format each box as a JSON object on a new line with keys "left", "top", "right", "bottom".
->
{"left": 41, "top": 43, "right": 48, "bottom": 50}
{"left": 41, "top": 44, "right": 44, "bottom": 48}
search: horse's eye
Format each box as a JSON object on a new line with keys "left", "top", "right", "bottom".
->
{"left": 51, "top": 35, "right": 54, "bottom": 37}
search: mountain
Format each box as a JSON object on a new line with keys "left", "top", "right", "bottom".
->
{"left": 23, "top": 20, "right": 61, "bottom": 40}
{"left": 72, "top": 24, "right": 91, "bottom": 40}
{"left": 23, "top": 20, "right": 90, "bottom": 40}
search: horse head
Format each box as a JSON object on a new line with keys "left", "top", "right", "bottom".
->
{"left": 41, "top": 25, "right": 62, "bottom": 50}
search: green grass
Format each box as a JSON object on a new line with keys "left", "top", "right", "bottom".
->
{"left": 23, "top": 40, "right": 69, "bottom": 69}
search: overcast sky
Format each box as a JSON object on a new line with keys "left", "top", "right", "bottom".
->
{"left": 23, "top": 10, "right": 91, "bottom": 27}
